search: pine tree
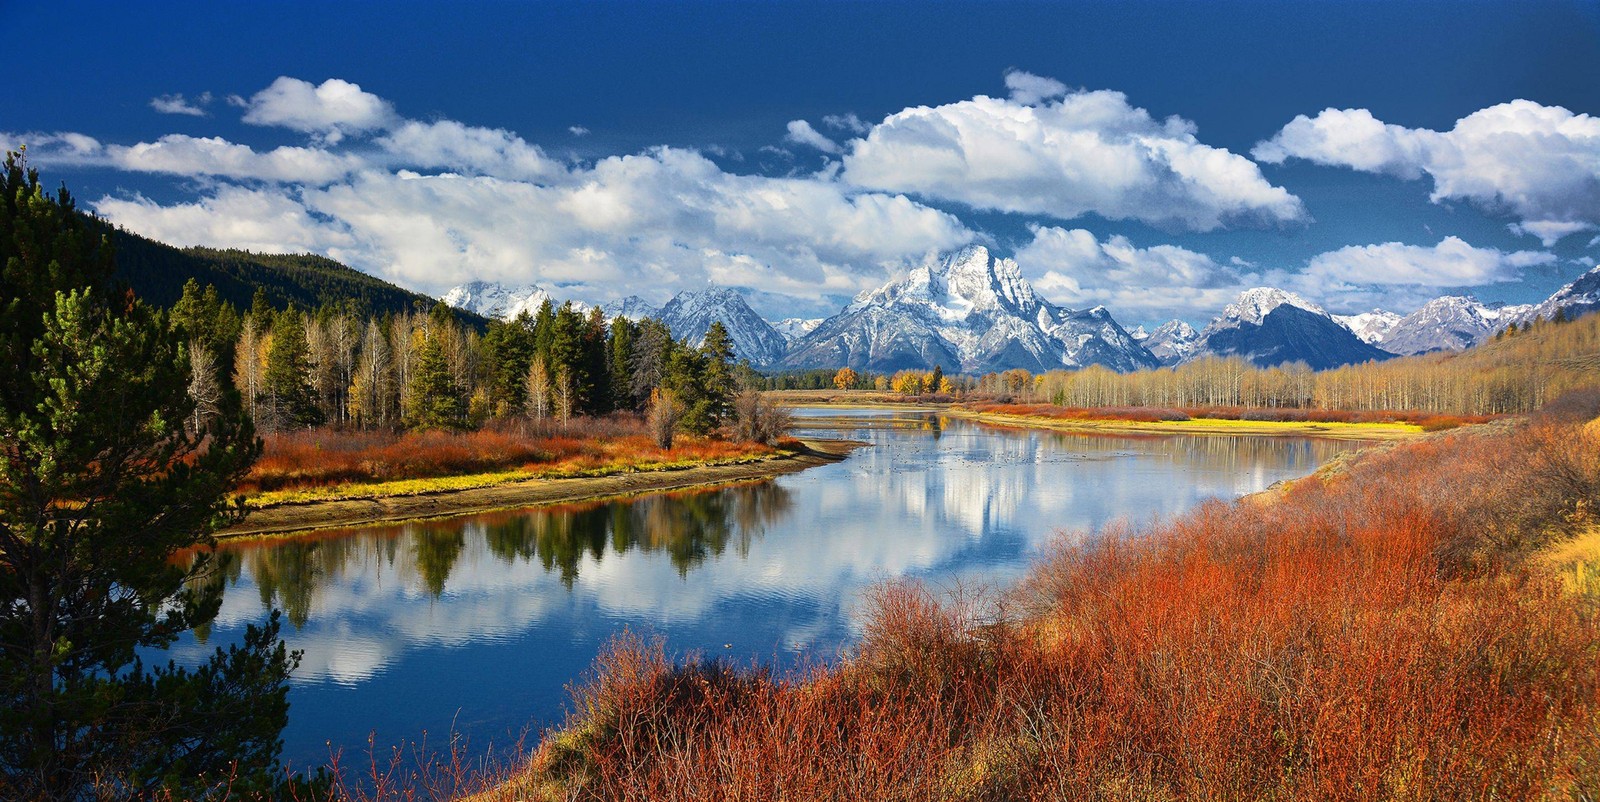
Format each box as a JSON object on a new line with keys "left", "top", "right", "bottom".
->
{"left": 582, "top": 306, "right": 612, "bottom": 414}
{"left": 700, "top": 321, "right": 737, "bottom": 427}
{"left": 404, "top": 324, "right": 466, "bottom": 430}
{"left": 0, "top": 153, "right": 311, "bottom": 798}
{"left": 608, "top": 315, "right": 638, "bottom": 411}
{"left": 261, "top": 306, "right": 325, "bottom": 429}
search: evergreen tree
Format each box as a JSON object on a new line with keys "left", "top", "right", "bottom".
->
{"left": 629, "top": 318, "right": 673, "bottom": 406}
{"left": 931, "top": 364, "right": 945, "bottom": 394}
{"left": 582, "top": 306, "right": 612, "bottom": 414}
{"left": 261, "top": 306, "right": 324, "bottom": 429}
{"left": 0, "top": 153, "right": 311, "bottom": 798}
{"left": 481, "top": 311, "right": 535, "bottom": 417}
{"left": 608, "top": 315, "right": 638, "bottom": 411}
{"left": 700, "top": 321, "right": 737, "bottom": 427}
{"left": 549, "top": 302, "right": 589, "bottom": 409}
{"left": 404, "top": 324, "right": 467, "bottom": 430}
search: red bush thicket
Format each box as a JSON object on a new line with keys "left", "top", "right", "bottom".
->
{"left": 520, "top": 408, "right": 1600, "bottom": 801}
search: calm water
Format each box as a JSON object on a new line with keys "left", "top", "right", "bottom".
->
{"left": 175, "top": 409, "right": 1371, "bottom": 770}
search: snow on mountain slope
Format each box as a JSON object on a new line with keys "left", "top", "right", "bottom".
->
{"left": 1334, "top": 310, "right": 1403, "bottom": 345}
{"left": 783, "top": 245, "right": 1155, "bottom": 374}
{"left": 1525, "top": 265, "right": 1600, "bottom": 324}
{"left": 1142, "top": 319, "right": 1200, "bottom": 366}
{"left": 1379, "top": 296, "right": 1529, "bottom": 355}
{"left": 659, "top": 288, "right": 790, "bottom": 366}
{"left": 773, "top": 317, "right": 825, "bottom": 341}
{"left": 602, "top": 296, "right": 662, "bottom": 321}
{"left": 441, "top": 280, "right": 553, "bottom": 320}
{"left": 1192, "top": 288, "right": 1393, "bottom": 369}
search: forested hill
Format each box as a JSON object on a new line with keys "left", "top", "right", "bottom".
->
{"left": 100, "top": 219, "right": 483, "bottom": 324}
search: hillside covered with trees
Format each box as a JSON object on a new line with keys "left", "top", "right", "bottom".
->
{"left": 98, "top": 217, "right": 482, "bottom": 325}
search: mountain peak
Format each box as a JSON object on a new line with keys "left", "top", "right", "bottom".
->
{"left": 659, "top": 288, "right": 788, "bottom": 366}
{"left": 1220, "top": 287, "right": 1325, "bottom": 326}
{"left": 786, "top": 245, "right": 1154, "bottom": 373}
{"left": 442, "top": 280, "right": 553, "bottom": 320}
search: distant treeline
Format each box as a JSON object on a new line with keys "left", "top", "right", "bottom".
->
{"left": 966, "top": 312, "right": 1600, "bottom": 416}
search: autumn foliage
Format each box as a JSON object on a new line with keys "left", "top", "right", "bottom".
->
{"left": 507, "top": 396, "right": 1600, "bottom": 801}
{"left": 240, "top": 416, "right": 773, "bottom": 494}
{"left": 964, "top": 401, "right": 1494, "bottom": 430}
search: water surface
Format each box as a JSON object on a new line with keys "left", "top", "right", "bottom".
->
{"left": 179, "top": 409, "right": 1372, "bottom": 769}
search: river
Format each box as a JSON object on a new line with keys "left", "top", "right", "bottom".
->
{"left": 173, "top": 408, "right": 1375, "bottom": 771}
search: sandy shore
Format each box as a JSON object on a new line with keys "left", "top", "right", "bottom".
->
{"left": 217, "top": 439, "right": 862, "bottom": 540}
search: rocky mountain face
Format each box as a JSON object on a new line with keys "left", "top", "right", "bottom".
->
{"left": 658, "top": 288, "right": 790, "bottom": 366}
{"left": 440, "top": 280, "right": 554, "bottom": 320}
{"left": 1139, "top": 320, "right": 1200, "bottom": 366}
{"left": 1524, "top": 265, "right": 1600, "bottom": 324}
{"left": 782, "top": 245, "right": 1156, "bottom": 374}
{"left": 773, "top": 317, "right": 825, "bottom": 342}
{"left": 1376, "top": 296, "right": 1530, "bottom": 355}
{"left": 1192, "top": 288, "right": 1393, "bottom": 369}
{"left": 602, "top": 296, "right": 662, "bottom": 321}
{"left": 1333, "top": 310, "right": 1403, "bottom": 345}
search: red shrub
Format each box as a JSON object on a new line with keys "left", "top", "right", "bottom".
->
{"left": 517, "top": 415, "right": 1600, "bottom": 801}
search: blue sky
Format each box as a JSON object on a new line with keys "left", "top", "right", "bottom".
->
{"left": 5, "top": 0, "right": 1599, "bottom": 326}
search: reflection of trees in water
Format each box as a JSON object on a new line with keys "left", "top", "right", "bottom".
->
{"left": 247, "top": 536, "right": 360, "bottom": 628}
{"left": 484, "top": 480, "right": 794, "bottom": 585}
{"left": 1038, "top": 431, "right": 1360, "bottom": 470}
{"left": 412, "top": 524, "right": 466, "bottom": 598}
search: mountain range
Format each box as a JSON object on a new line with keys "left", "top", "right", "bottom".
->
{"left": 443, "top": 257, "right": 1600, "bottom": 373}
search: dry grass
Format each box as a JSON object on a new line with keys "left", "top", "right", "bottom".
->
{"left": 501, "top": 398, "right": 1600, "bottom": 801}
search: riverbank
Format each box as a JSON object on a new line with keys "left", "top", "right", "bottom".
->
{"left": 943, "top": 406, "right": 1425, "bottom": 439}
{"left": 497, "top": 405, "right": 1600, "bottom": 801}
{"left": 218, "top": 439, "right": 862, "bottom": 539}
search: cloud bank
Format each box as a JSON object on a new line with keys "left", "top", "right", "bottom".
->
{"left": 842, "top": 83, "right": 1306, "bottom": 231}
{"left": 1255, "top": 100, "right": 1600, "bottom": 245}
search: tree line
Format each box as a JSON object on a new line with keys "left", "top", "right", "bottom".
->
{"left": 172, "top": 279, "right": 771, "bottom": 444}
{"left": 968, "top": 312, "right": 1600, "bottom": 415}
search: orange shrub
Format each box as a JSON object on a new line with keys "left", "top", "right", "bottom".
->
{"left": 519, "top": 405, "right": 1600, "bottom": 801}
{"left": 240, "top": 416, "right": 774, "bottom": 494}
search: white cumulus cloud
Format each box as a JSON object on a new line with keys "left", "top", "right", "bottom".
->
{"left": 376, "top": 120, "right": 565, "bottom": 181}
{"left": 92, "top": 145, "right": 972, "bottom": 306}
{"left": 1003, "top": 70, "right": 1067, "bottom": 105}
{"left": 842, "top": 79, "right": 1305, "bottom": 231}
{"left": 150, "top": 92, "right": 211, "bottom": 117}
{"left": 1255, "top": 100, "right": 1600, "bottom": 245}
{"left": 1015, "top": 226, "right": 1249, "bottom": 321}
{"left": 241, "top": 77, "right": 397, "bottom": 143}
{"left": 783, "top": 120, "right": 841, "bottom": 154}
{"left": 1302, "top": 236, "right": 1553, "bottom": 287}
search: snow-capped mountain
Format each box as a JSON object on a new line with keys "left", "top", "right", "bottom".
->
{"left": 1377, "top": 296, "right": 1530, "bottom": 355}
{"left": 1142, "top": 320, "right": 1200, "bottom": 366}
{"left": 602, "top": 296, "right": 662, "bottom": 321}
{"left": 1524, "top": 265, "right": 1600, "bottom": 324}
{"left": 659, "top": 288, "right": 790, "bottom": 366}
{"left": 1334, "top": 310, "right": 1403, "bottom": 345}
{"left": 441, "top": 280, "right": 554, "bottom": 320}
{"left": 782, "top": 245, "right": 1156, "bottom": 374}
{"left": 1191, "top": 287, "right": 1393, "bottom": 369}
{"left": 773, "top": 317, "right": 825, "bottom": 342}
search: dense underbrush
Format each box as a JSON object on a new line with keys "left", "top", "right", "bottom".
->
{"left": 500, "top": 394, "right": 1600, "bottom": 801}
{"left": 241, "top": 416, "right": 776, "bottom": 495}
